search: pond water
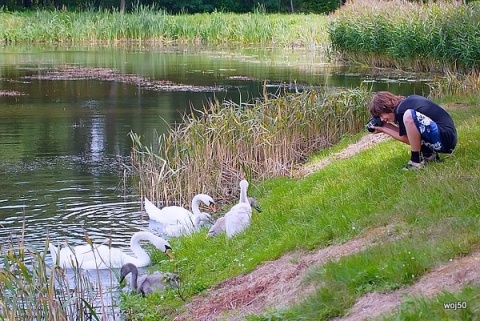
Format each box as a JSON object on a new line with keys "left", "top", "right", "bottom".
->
{"left": 0, "top": 45, "right": 432, "bottom": 269}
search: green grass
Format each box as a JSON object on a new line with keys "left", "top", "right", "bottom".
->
{"left": 119, "top": 94, "right": 480, "bottom": 320}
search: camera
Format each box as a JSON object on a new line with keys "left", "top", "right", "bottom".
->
{"left": 365, "top": 116, "right": 383, "bottom": 133}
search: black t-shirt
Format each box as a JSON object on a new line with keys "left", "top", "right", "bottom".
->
{"left": 395, "top": 95, "right": 457, "bottom": 152}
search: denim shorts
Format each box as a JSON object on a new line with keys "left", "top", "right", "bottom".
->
{"left": 410, "top": 109, "right": 443, "bottom": 152}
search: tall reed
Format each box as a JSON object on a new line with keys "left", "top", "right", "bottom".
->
{"left": 428, "top": 71, "right": 480, "bottom": 99}
{"left": 0, "top": 234, "right": 117, "bottom": 321}
{"left": 0, "top": 8, "right": 329, "bottom": 47}
{"left": 130, "top": 87, "right": 371, "bottom": 206}
{"left": 328, "top": 0, "right": 480, "bottom": 72}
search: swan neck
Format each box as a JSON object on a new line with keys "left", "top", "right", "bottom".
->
{"left": 239, "top": 184, "right": 248, "bottom": 204}
{"left": 131, "top": 267, "right": 138, "bottom": 291}
{"left": 191, "top": 195, "right": 202, "bottom": 216}
{"left": 48, "top": 243, "right": 58, "bottom": 263}
{"left": 130, "top": 232, "right": 154, "bottom": 266}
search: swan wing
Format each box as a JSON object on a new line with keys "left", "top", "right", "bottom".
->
{"left": 144, "top": 198, "right": 193, "bottom": 225}
{"left": 225, "top": 203, "right": 252, "bottom": 237}
{"left": 158, "top": 206, "right": 193, "bottom": 225}
{"left": 70, "top": 245, "right": 136, "bottom": 269}
{"left": 163, "top": 222, "right": 195, "bottom": 237}
{"left": 49, "top": 243, "right": 81, "bottom": 269}
{"left": 207, "top": 216, "right": 226, "bottom": 237}
{"left": 141, "top": 273, "right": 169, "bottom": 294}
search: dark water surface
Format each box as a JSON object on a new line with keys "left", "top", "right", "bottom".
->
{"left": 0, "top": 44, "right": 433, "bottom": 257}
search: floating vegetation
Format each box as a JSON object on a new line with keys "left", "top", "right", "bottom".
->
{"left": 23, "top": 66, "right": 224, "bottom": 93}
{"left": 0, "top": 90, "right": 26, "bottom": 97}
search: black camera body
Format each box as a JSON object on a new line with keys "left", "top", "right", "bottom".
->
{"left": 365, "top": 116, "right": 383, "bottom": 133}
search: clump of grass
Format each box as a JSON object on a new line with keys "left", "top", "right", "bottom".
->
{"left": 130, "top": 87, "right": 371, "bottom": 206}
{"left": 328, "top": 0, "right": 480, "bottom": 72}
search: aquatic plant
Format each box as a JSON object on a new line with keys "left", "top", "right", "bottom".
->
{"left": 0, "top": 9, "right": 329, "bottom": 47}
{"left": 0, "top": 233, "right": 116, "bottom": 321}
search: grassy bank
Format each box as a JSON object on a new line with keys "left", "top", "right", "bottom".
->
{"left": 328, "top": 0, "right": 480, "bottom": 72}
{"left": 120, "top": 89, "right": 480, "bottom": 320}
{"left": 0, "top": 8, "right": 328, "bottom": 47}
{"left": 130, "top": 87, "right": 371, "bottom": 206}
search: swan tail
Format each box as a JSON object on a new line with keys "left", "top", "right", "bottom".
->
{"left": 144, "top": 197, "right": 161, "bottom": 220}
{"left": 48, "top": 243, "right": 59, "bottom": 264}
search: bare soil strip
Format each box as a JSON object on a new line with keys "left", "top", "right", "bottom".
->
{"left": 296, "top": 133, "right": 390, "bottom": 177}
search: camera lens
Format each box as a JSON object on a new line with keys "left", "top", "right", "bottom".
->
{"left": 365, "top": 117, "right": 383, "bottom": 132}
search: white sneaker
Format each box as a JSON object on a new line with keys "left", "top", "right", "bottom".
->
{"left": 403, "top": 160, "right": 425, "bottom": 170}
{"left": 423, "top": 152, "right": 442, "bottom": 163}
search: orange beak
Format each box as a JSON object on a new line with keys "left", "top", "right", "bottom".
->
{"left": 166, "top": 249, "right": 175, "bottom": 259}
{"left": 209, "top": 203, "right": 217, "bottom": 213}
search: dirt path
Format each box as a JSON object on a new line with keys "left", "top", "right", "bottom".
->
{"left": 296, "top": 133, "right": 390, "bottom": 177}
{"left": 173, "top": 133, "right": 480, "bottom": 321}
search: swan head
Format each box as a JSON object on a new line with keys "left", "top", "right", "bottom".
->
{"left": 119, "top": 263, "right": 138, "bottom": 285}
{"left": 152, "top": 238, "right": 175, "bottom": 259}
{"left": 193, "top": 194, "right": 217, "bottom": 213}
{"left": 248, "top": 197, "right": 262, "bottom": 213}
{"left": 239, "top": 180, "right": 249, "bottom": 191}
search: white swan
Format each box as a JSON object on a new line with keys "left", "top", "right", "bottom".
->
{"left": 207, "top": 197, "right": 262, "bottom": 237}
{"left": 48, "top": 231, "right": 174, "bottom": 270}
{"left": 145, "top": 194, "right": 216, "bottom": 237}
{"left": 119, "top": 263, "right": 180, "bottom": 297}
{"left": 225, "top": 180, "right": 252, "bottom": 237}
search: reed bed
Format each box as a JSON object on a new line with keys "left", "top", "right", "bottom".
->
{"left": 0, "top": 235, "right": 117, "bottom": 321}
{"left": 428, "top": 71, "right": 480, "bottom": 99}
{"left": 328, "top": 0, "right": 480, "bottom": 72}
{"left": 0, "top": 8, "right": 329, "bottom": 47}
{"left": 130, "top": 87, "right": 371, "bottom": 206}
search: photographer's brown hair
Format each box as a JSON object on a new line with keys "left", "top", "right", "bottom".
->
{"left": 369, "top": 91, "right": 405, "bottom": 116}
